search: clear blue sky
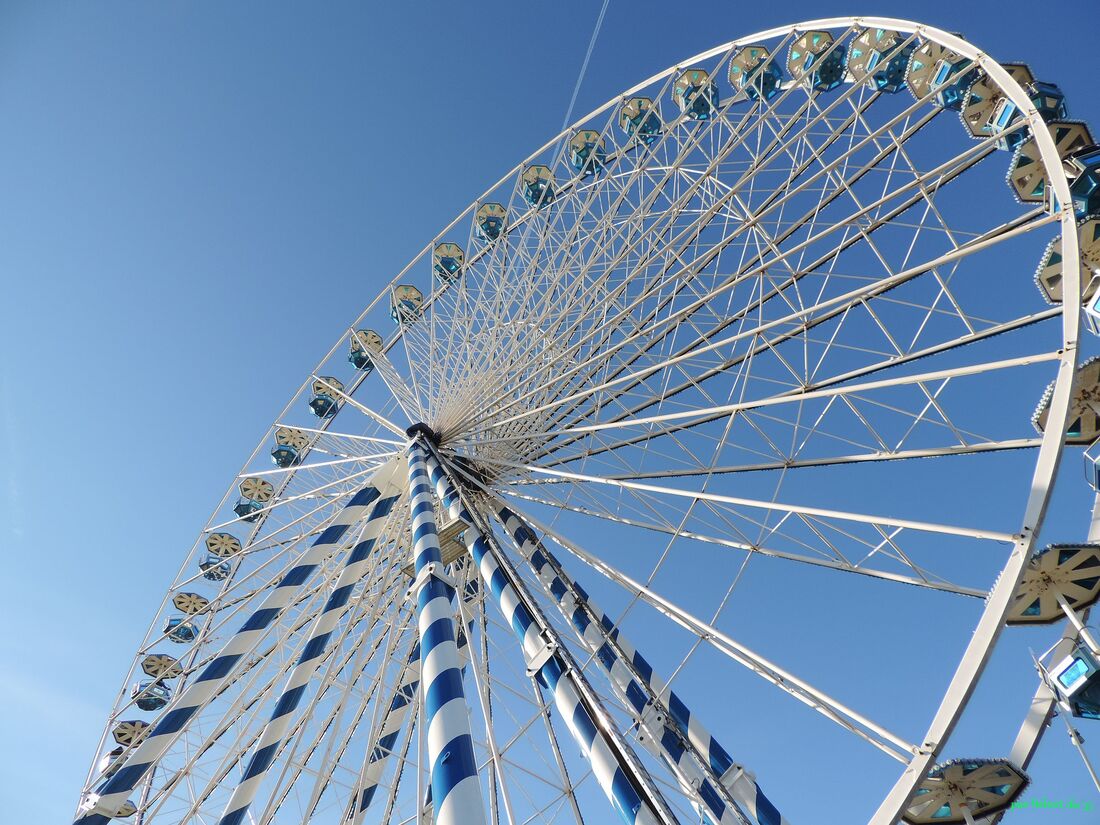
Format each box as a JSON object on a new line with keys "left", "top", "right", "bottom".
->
{"left": 2, "top": 1, "right": 1099, "bottom": 821}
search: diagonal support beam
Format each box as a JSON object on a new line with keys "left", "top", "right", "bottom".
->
{"left": 215, "top": 494, "right": 403, "bottom": 825}
{"left": 422, "top": 447, "right": 680, "bottom": 825}
{"left": 347, "top": 639, "right": 422, "bottom": 824}
{"left": 510, "top": 504, "right": 915, "bottom": 761}
{"left": 75, "top": 458, "right": 406, "bottom": 824}
{"left": 496, "top": 504, "right": 788, "bottom": 825}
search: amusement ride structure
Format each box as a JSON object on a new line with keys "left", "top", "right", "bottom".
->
{"left": 75, "top": 16, "right": 1100, "bottom": 825}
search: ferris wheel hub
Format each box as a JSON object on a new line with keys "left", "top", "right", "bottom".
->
{"left": 405, "top": 422, "right": 441, "bottom": 444}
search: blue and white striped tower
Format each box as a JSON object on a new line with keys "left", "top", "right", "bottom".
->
{"left": 406, "top": 438, "right": 487, "bottom": 825}
{"left": 496, "top": 505, "right": 789, "bottom": 825}
{"left": 422, "top": 450, "right": 673, "bottom": 825}
{"left": 216, "top": 490, "right": 401, "bottom": 825}
{"left": 75, "top": 459, "right": 406, "bottom": 825}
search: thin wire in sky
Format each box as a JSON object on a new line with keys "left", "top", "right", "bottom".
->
{"left": 559, "top": 0, "right": 611, "bottom": 133}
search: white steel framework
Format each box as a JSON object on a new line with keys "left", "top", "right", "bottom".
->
{"left": 74, "top": 16, "right": 1097, "bottom": 825}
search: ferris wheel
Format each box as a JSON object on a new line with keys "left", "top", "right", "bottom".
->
{"left": 74, "top": 16, "right": 1100, "bottom": 825}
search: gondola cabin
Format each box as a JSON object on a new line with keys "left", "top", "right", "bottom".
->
{"left": 522, "top": 165, "right": 555, "bottom": 208}
{"left": 1052, "top": 644, "right": 1100, "bottom": 720}
{"left": 433, "top": 243, "right": 465, "bottom": 284}
{"left": 234, "top": 476, "right": 274, "bottom": 522}
{"left": 164, "top": 615, "right": 199, "bottom": 643}
{"left": 200, "top": 556, "right": 231, "bottom": 580}
{"left": 729, "top": 45, "right": 782, "bottom": 101}
{"left": 619, "top": 97, "right": 661, "bottom": 144}
{"left": 390, "top": 285, "right": 424, "bottom": 325}
{"left": 673, "top": 68, "right": 719, "bottom": 119}
{"left": 131, "top": 680, "right": 171, "bottom": 712}
{"left": 1068, "top": 146, "right": 1100, "bottom": 218}
{"left": 1035, "top": 217, "right": 1100, "bottom": 305}
{"left": 846, "top": 29, "right": 914, "bottom": 94}
{"left": 205, "top": 532, "right": 241, "bottom": 559}
{"left": 906, "top": 42, "right": 978, "bottom": 111}
{"left": 308, "top": 376, "right": 344, "bottom": 418}
{"left": 349, "top": 329, "right": 383, "bottom": 372}
{"left": 98, "top": 747, "right": 125, "bottom": 779}
{"left": 141, "top": 653, "right": 183, "bottom": 679}
{"left": 569, "top": 130, "right": 607, "bottom": 176}
{"left": 1008, "top": 120, "right": 1093, "bottom": 204}
{"left": 787, "top": 31, "right": 844, "bottom": 93}
{"left": 271, "top": 426, "right": 310, "bottom": 468}
{"left": 475, "top": 202, "right": 507, "bottom": 241}
{"left": 112, "top": 720, "right": 150, "bottom": 747}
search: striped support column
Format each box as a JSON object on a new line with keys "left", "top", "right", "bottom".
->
{"left": 406, "top": 441, "right": 486, "bottom": 825}
{"left": 422, "top": 451, "right": 668, "bottom": 825}
{"left": 348, "top": 578, "right": 480, "bottom": 824}
{"left": 497, "top": 506, "right": 788, "bottom": 825}
{"left": 217, "top": 490, "right": 401, "bottom": 825}
{"left": 74, "top": 458, "right": 405, "bottom": 825}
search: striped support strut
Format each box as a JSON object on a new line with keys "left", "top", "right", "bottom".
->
{"left": 423, "top": 451, "right": 666, "bottom": 825}
{"left": 216, "top": 491, "right": 402, "bottom": 825}
{"left": 497, "top": 506, "right": 788, "bottom": 825}
{"left": 348, "top": 640, "right": 421, "bottom": 822}
{"left": 348, "top": 576, "right": 481, "bottom": 823}
{"left": 75, "top": 458, "right": 406, "bottom": 825}
{"left": 406, "top": 442, "right": 486, "bottom": 825}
